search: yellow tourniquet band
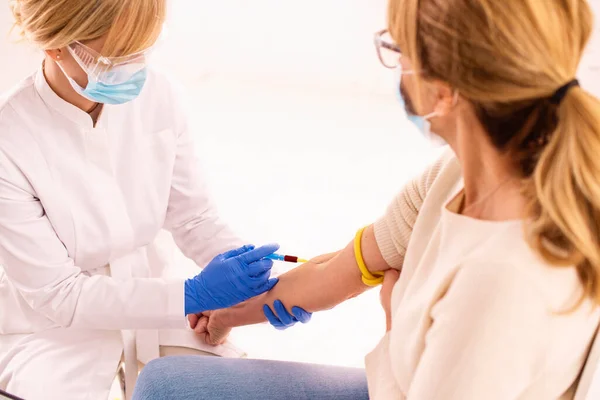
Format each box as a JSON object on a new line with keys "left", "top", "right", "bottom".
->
{"left": 354, "top": 226, "right": 384, "bottom": 286}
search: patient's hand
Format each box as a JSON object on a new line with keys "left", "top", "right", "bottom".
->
{"left": 380, "top": 270, "right": 400, "bottom": 332}
{"left": 192, "top": 310, "right": 232, "bottom": 346}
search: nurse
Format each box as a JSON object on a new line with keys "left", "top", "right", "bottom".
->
{"left": 0, "top": 0, "right": 279, "bottom": 399}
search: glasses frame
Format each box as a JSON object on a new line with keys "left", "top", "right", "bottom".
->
{"left": 70, "top": 41, "right": 152, "bottom": 68}
{"left": 66, "top": 41, "right": 153, "bottom": 85}
{"left": 374, "top": 29, "right": 403, "bottom": 69}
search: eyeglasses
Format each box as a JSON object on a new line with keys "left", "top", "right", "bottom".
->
{"left": 374, "top": 29, "right": 402, "bottom": 69}
{"left": 67, "top": 41, "right": 153, "bottom": 85}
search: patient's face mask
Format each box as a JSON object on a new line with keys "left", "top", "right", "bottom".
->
{"left": 395, "top": 67, "right": 447, "bottom": 147}
{"left": 59, "top": 41, "right": 150, "bottom": 105}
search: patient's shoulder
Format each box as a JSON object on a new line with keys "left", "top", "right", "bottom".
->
{"left": 423, "top": 148, "right": 461, "bottom": 193}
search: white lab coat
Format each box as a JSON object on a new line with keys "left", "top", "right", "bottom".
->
{"left": 0, "top": 67, "right": 245, "bottom": 399}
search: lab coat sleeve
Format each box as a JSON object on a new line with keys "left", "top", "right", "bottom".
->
{"left": 405, "top": 261, "right": 550, "bottom": 399}
{"left": 0, "top": 151, "right": 187, "bottom": 330}
{"left": 162, "top": 83, "right": 244, "bottom": 268}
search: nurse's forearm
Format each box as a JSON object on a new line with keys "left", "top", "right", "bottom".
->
{"left": 215, "top": 225, "right": 390, "bottom": 328}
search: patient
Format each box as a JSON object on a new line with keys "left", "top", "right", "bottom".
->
{"left": 133, "top": 0, "right": 600, "bottom": 398}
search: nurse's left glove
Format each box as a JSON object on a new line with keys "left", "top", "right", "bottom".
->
{"left": 184, "top": 244, "right": 280, "bottom": 315}
{"left": 263, "top": 300, "right": 312, "bottom": 330}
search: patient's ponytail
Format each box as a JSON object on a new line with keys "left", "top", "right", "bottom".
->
{"left": 525, "top": 86, "right": 600, "bottom": 304}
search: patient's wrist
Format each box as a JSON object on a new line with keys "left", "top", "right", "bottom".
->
{"left": 212, "top": 306, "right": 242, "bottom": 329}
{"left": 214, "top": 297, "right": 265, "bottom": 329}
{"left": 211, "top": 308, "right": 230, "bottom": 328}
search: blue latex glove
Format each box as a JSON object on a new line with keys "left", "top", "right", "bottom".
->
{"left": 263, "top": 299, "right": 312, "bottom": 330}
{"left": 184, "top": 244, "right": 280, "bottom": 315}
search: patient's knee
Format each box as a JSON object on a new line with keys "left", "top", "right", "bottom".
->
{"left": 134, "top": 356, "right": 185, "bottom": 399}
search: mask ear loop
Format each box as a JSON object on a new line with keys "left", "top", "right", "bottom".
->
{"left": 451, "top": 90, "right": 460, "bottom": 106}
{"left": 423, "top": 90, "right": 460, "bottom": 120}
{"left": 422, "top": 110, "right": 439, "bottom": 120}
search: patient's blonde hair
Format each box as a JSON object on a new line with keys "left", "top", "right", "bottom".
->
{"left": 389, "top": 0, "right": 600, "bottom": 305}
{"left": 10, "top": 0, "right": 166, "bottom": 56}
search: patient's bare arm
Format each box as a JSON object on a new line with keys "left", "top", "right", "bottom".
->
{"left": 200, "top": 225, "right": 391, "bottom": 344}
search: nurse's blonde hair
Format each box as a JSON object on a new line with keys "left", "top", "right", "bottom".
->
{"left": 9, "top": 0, "right": 166, "bottom": 56}
{"left": 389, "top": 0, "right": 600, "bottom": 305}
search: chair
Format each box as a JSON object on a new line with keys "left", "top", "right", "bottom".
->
{"left": 0, "top": 389, "right": 25, "bottom": 400}
{"left": 574, "top": 324, "right": 600, "bottom": 400}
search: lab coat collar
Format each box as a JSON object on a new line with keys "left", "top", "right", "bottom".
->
{"left": 34, "top": 65, "right": 100, "bottom": 130}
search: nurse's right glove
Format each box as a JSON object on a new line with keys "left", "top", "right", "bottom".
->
{"left": 184, "top": 244, "right": 280, "bottom": 315}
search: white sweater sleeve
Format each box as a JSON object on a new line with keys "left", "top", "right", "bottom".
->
{"left": 0, "top": 148, "right": 187, "bottom": 330}
{"left": 373, "top": 153, "right": 450, "bottom": 270}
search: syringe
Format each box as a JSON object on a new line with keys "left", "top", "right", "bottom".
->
{"left": 265, "top": 253, "right": 309, "bottom": 264}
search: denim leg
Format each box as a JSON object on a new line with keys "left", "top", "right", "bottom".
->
{"left": 132, "top": 356, "right": 369, "bottom": 400}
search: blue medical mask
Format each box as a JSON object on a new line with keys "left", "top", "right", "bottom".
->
{"left": 64, "top": 68, "right": 148, "bottom": 105}
{"left": 395, "top": 69, "right": 447, "bottom": 147}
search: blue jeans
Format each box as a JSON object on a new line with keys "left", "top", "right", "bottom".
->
{"left": 132, "top": 356, "right": 369, "bottom": 400}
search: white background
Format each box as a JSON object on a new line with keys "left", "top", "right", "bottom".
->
{"left": 1, "top": 0, "right": 599, "bottom": 371}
